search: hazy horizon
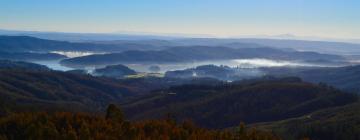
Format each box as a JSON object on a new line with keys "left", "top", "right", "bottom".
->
{"left": 1, "top": 0, "right": 360, "bottom": 39}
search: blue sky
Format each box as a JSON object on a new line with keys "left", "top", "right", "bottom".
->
{"left": 1, "top": 0, "right": 359, "bottom": 38}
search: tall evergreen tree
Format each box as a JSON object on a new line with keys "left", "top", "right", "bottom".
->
{"left": 106, "top": 104, "right": 124, "bottom": 122}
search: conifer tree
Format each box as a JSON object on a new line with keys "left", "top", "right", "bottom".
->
{"left": 106, "top": 104, "right": 124, "bottom": 122}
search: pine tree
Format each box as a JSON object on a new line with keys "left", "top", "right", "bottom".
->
{"left": 106, "top": 104, "right": 124, "bottom": 122}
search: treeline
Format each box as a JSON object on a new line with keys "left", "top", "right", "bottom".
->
{"left": 0, "top": 104, "right": 279, "bottom": 140}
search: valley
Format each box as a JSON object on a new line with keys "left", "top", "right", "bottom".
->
{"left": 0, "top": 34, "right": 359, "bottom": 140}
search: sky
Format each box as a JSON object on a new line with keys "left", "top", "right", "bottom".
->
{"left": 1, "top": 0, "right": 359, "bottom": 38}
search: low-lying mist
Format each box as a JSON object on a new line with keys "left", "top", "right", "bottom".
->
{"left": 32, "top": 57, "right": 349, "bottom": 73}
{"left": 125, "top": 58, "right": 342, "bottom": 73}
{"left": 51, "top": 51, "right": 105, "bottom": 58}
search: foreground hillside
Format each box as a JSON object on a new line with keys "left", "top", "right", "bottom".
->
{"left": 0, "top": 104, "right": 280, "bottom": 140}
{"left": 253, "top": 102, "right": 360, "bottom": 140}
{"left": 122, "top": 77, "right": 357, "bottom": 128}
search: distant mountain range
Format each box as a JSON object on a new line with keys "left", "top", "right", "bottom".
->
{"left": 0, "top": 35, "right": 167, "bottom": 53}
{"left": 0, "top": 51, "right": 66, "bottom": 61}
{"left": 2, "top": 29, "right": 360, "bottom": 55}
{"left": 0, "top": 29, "right": 180, "bottom": 41}
{"left": 169, "top": 38, "right": 360, "bottom": 55}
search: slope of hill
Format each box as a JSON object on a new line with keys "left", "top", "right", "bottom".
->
{"left": 253, "top": 101, "right": 360, "bottom": 140}
{"left": 297, "top": 65, "right": 360, "bottom": 93}
{"left": 0, "top": 61, "right": 224, "bottom": 115}
{"left": 0, "top": 105, "right": 280, "bottom": 140}
{"left": 0, "top": 61, "right": 358, "bottom": 139}
{"left": 0, "top": 51, "right": 66, "bottom": 61}
{"left": 121, "top": 77, "right": 357, "bottom": 128}
{"left": 60, "top": 46, "right": 344, "bottom": 67}
{"left": 0, "top": 60, "right": 50, "bottom": 71}
{"left": 261, "top": 65, "right": 360, "bottom": 93}
{"left": 0, "top": 69, "right": 139, "bottom": 115}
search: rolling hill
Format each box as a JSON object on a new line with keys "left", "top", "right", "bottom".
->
{"left": 93, "top": 64, "right": 137, "bottom": 78}
{"left": 0, "top": 51, "right": 66, "bottom": 61}
{"left": 261, "top": 65, "right": 360, "bottom": 93}
{"left": 0, "top": 61, "right": 225, "bottom": 115}
{"left": 121, "top": 77, "right": 357, "bottom": 128}
{"left": 0, "top": 60, "right": 50, "bottom": 71}
{"left": 0, "top": 69, "right": 139, "bottom": 114}
{"left": 0, "top": 60, "right": 358, "bottom": 139}
{"left": 253, "top": 101, "right": 360, "bottom": 140}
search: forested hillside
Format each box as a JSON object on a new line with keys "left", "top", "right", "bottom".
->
{"left": 0, "top": 69, "right": 138, "bottom": 114}
{"left": 122, "top": 77, "right": 357, "bottom": 128}
{"left": 0, "top": 60, "right": 50, "bottom": 71}
{"left": 262, "top": 65, "right": 360, "bottom": 93}
{"left": 254, "top": 102, "right": 360, "bottom": 140}
{"left": 0, "top": 104, "right": 280, "bottom": 140}
{"left": 0, "top": 63, "right": 223, "bottom": 115}
{"left": 0, "top": 62, "right": 358, "bottom": 139}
